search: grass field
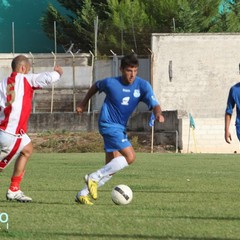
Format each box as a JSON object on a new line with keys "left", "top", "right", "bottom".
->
{"left": 1, "top": 153, "right": 240, "bottom": 240}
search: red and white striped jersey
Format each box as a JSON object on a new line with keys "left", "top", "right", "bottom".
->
{"left": 0, "top": 71, "right": 61, "bottom": 134}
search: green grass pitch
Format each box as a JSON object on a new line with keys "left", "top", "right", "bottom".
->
{"left": 1, "top": 153, "right": 240, "bottom": 239}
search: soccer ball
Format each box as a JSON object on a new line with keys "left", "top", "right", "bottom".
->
{"left": 111, "top": 184, "right": 133, "bottom": 205}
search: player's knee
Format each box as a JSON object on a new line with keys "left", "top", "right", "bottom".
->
{"left": 126, "top": 152, "right": 136, "bottom": 165}
{"left": 21, "top": 143, "right": 33, "bottom": 158}
{"left": 22, "top": 149, "right": 32, "bottom": 158}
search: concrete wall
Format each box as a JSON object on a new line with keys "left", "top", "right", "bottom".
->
{"left": 0, "top": 53, "right": 93, "bottom": 89}
{"left": 0, "top": 53, "right": 151, "bottom": 113}
{"left": 151, "top": 33, "right": 240, "bottom": 118}
{"left": 151, "top": 33, "right": 240, "bottom": 153}
{"left": 28, "top": 112, "right": 94, "bottom": 132}
{"left": 181, "top": 113, "right": 239, "bottom": 154}
{"left": 28, "top": 111, "right": 180, "bottom": 152}
{"left": 28, "top": 111, "right": 239, "bottom": 154}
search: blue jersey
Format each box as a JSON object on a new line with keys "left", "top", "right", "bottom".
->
{"left": 96, "top": 76, "right": 159, "bottom": 127}
{"left": 226, "top": 82, "right": 240, "bottom": 126}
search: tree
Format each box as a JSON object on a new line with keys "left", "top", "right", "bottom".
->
{"left": 100, "top": 0, "right": 151, "bottom": 55}
{"left": 41, "top": 0, "right": 239, "bottom": 56}
{"left": 224, "top": 0, "right": 240, "bottom": 31}
{"left": 41, "top": 0, "right": 98, "bottom": 53}
{"left": 142, "top": 0, "right": 222, "bottom": 33}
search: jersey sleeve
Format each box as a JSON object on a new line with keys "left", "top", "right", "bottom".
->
{"left": 95, "top": 78, "right": 109, "bottom": 93}
{"left": 25, "top": 71, "right": 61, "bottom": 88}
{"left": 225, "top": 87, "right": 235, "bottom": 115}
{"left": 141, "top": 81, "right": 159, "bottom": 109}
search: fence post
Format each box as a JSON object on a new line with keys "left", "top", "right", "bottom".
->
{"left": 70, "top": 51, "right": 76, "bottom": 112}
{"left": 51, "top": 52, "right": 56, "bottom": 113}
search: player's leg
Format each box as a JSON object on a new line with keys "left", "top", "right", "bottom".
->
{"left": 89, "top": 146, "right": 135, "bottom": 180}
{"left": 75, "top": 151, "right": 119, "bottom": 204}
{"left": 9, "top": 141, "right": 33, "bottom": 189}
{"left": 75, "top": 152, "right": 113, "bottom": 205}
{"left": 97, "top": 148, "right": 134, "bottom": 187}
{"left": 85, "top": 146, "right": 136, "bottom": 200}
{"left": 91, "top": 151, "right": 116, "bottom": 189}
{"left": 6, "top": 134, "right": 33, "bottom": 202}
{"left": 0, "top": 131, "right": 19, "bottom": 171}
{"left": 79, "top": 128, "right": 136, "bottom": 202}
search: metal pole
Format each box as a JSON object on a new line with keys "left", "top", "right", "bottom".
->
{"left": 148, "top": 48, "right": 154, "bottom": 153}
{"left": 121, "top": 15, "right": 124, "bottom": 55}
{"left": 172, "top": 18, "right": 176, "bottom": 32}
{"left": 29, "top": 52, "right": 35, "bottom": 113}
{"left": 151, "top": 124, "right": 154, "bottom": 153}
{"left": 88, "top": 51, "right": 95, "bottom": 114}
{"left": 29, "top": 52, "right": 35, "bottom": 73}
{"left": 147, "top": 48, "right": 154, "bottom": 88}
{"left": 110, "top": 50, "right": 118, "bottom": 76}
{"left": 12, "top": 22, "right": 15, "bottom": 54}
{"left": 175, "top": 130, "right": 178, "bottom": 153}
{"left": 54, "top": 21, "right": 57, "bottom": 54}
{"left": 70, "top": 51, "right": 76, "bottom": 111}
{"left": 51, "top": 52, "right": 56, "bottom": 113}
{"left": 94, "top": 16, "right": 98, "bottom": 59}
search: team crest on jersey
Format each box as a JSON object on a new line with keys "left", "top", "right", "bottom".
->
{"left": 151, "top": 95, "right": 157, "bottom": 101}
{"left": 121, "top": 97, "right": 130, "bottom": 105}
{"left": 133, "top": 89, "right": 140, "bottom": 98}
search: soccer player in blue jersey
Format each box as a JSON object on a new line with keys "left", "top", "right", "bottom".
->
{"left": 225, "top": 83, "right": 240, "bottom": 143}
{"left": 75, "top": 53, "right": 165, "bottom": 205}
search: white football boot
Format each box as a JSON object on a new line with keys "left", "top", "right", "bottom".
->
{"left": 6, "top": 189, "right": 32, "bottom": 202}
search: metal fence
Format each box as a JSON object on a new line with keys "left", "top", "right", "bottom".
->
{"left": 0, "top": 53, "right": 151, "bottom": 113}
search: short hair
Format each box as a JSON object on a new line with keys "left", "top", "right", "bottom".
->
{"left": 11, "top": 55, "right": 30, "bottom": 71}
{"left": 120, "top": 53, "right": 139, "bottom": 69}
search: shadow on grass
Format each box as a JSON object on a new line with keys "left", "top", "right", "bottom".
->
{"left": 1, "top": 231, "right": 240, "bottom": 240}
{"left": 50, "top": 233, "right": 240, "bottom": 240}
{"left": 0, "top": 199, "right": 74, "bottom": 206}
{"left": 29, "top": 232, "right": 240, "bottom": 240}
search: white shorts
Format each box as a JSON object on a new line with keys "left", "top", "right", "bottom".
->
{"left": 0, "top": 130, "right": 31, "bottom": 170}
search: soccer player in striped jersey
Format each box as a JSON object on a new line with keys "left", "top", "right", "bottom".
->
{"left": 0, "top": 55, "right": 63, "bottom": 202}
{"left": 75, "top": 53, "right": 164, "bottom": 205}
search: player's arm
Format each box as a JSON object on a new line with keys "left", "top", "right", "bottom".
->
{"left": 225, "top": 87, "right": 235, "bottom": 144}
{"left": 225, "top": 113, "right": 232, "bottom": 144}
{"left": 28, "top": 65, "right": 63, "bottom": 87}
{"left": 76, "top": 83, "right": 98, "bottom": 113}
{"left": 153, "top": 105, "right": 164, "bottom": 123}
{"left": 54, "top": 65, "right": 63, "bottom": 76}
{"left": 142, "top": 81, "right": 164, "bottom": 123}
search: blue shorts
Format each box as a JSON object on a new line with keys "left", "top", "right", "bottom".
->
{"left": 99, "top": 123, "right": 131, "bottom": 152}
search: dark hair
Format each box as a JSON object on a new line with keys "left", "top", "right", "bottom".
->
{"left": 120, "top": 53, "right": 139, "bottom": 69}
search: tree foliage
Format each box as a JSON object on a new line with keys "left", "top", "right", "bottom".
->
{"left": 40, "top": 0, "right": 240, "bottom": 55}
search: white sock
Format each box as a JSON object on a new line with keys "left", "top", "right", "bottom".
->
{"left": 77, "top": 185, "right": 89, "bottom": 197}
{"left": 90, "top": 156, "right": 128, "bottom": 181}
{"left": 98, "top": 175, "right": 112, "bottom": 188}
{"left": 77, "top": 175, "right": 113, "bottom": 197}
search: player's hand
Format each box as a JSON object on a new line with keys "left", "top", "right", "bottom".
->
{"left": 54, "top": 65, "right": 63, "bottom": 76}
{"left": 225, "top": 131, "right": 232, "bottom": 144}
{"left": 76, "top": 104, "right": 84, "bottom": 114}
{"left": 155, "top": 113, "right": 165, "bottom": 123}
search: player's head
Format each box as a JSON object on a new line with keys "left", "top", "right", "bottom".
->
{"left": 120, "top": 53, "right": 139, "bottom": 70}
{"left": 120, "top": 53, "right": 139, "bottom": 85}
{"left": 11, "top": 55, "right": 31, "bottom": 74}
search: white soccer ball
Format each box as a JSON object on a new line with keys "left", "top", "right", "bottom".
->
{"left": 111, "top": 184, "right": 133, "bottom": 205}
